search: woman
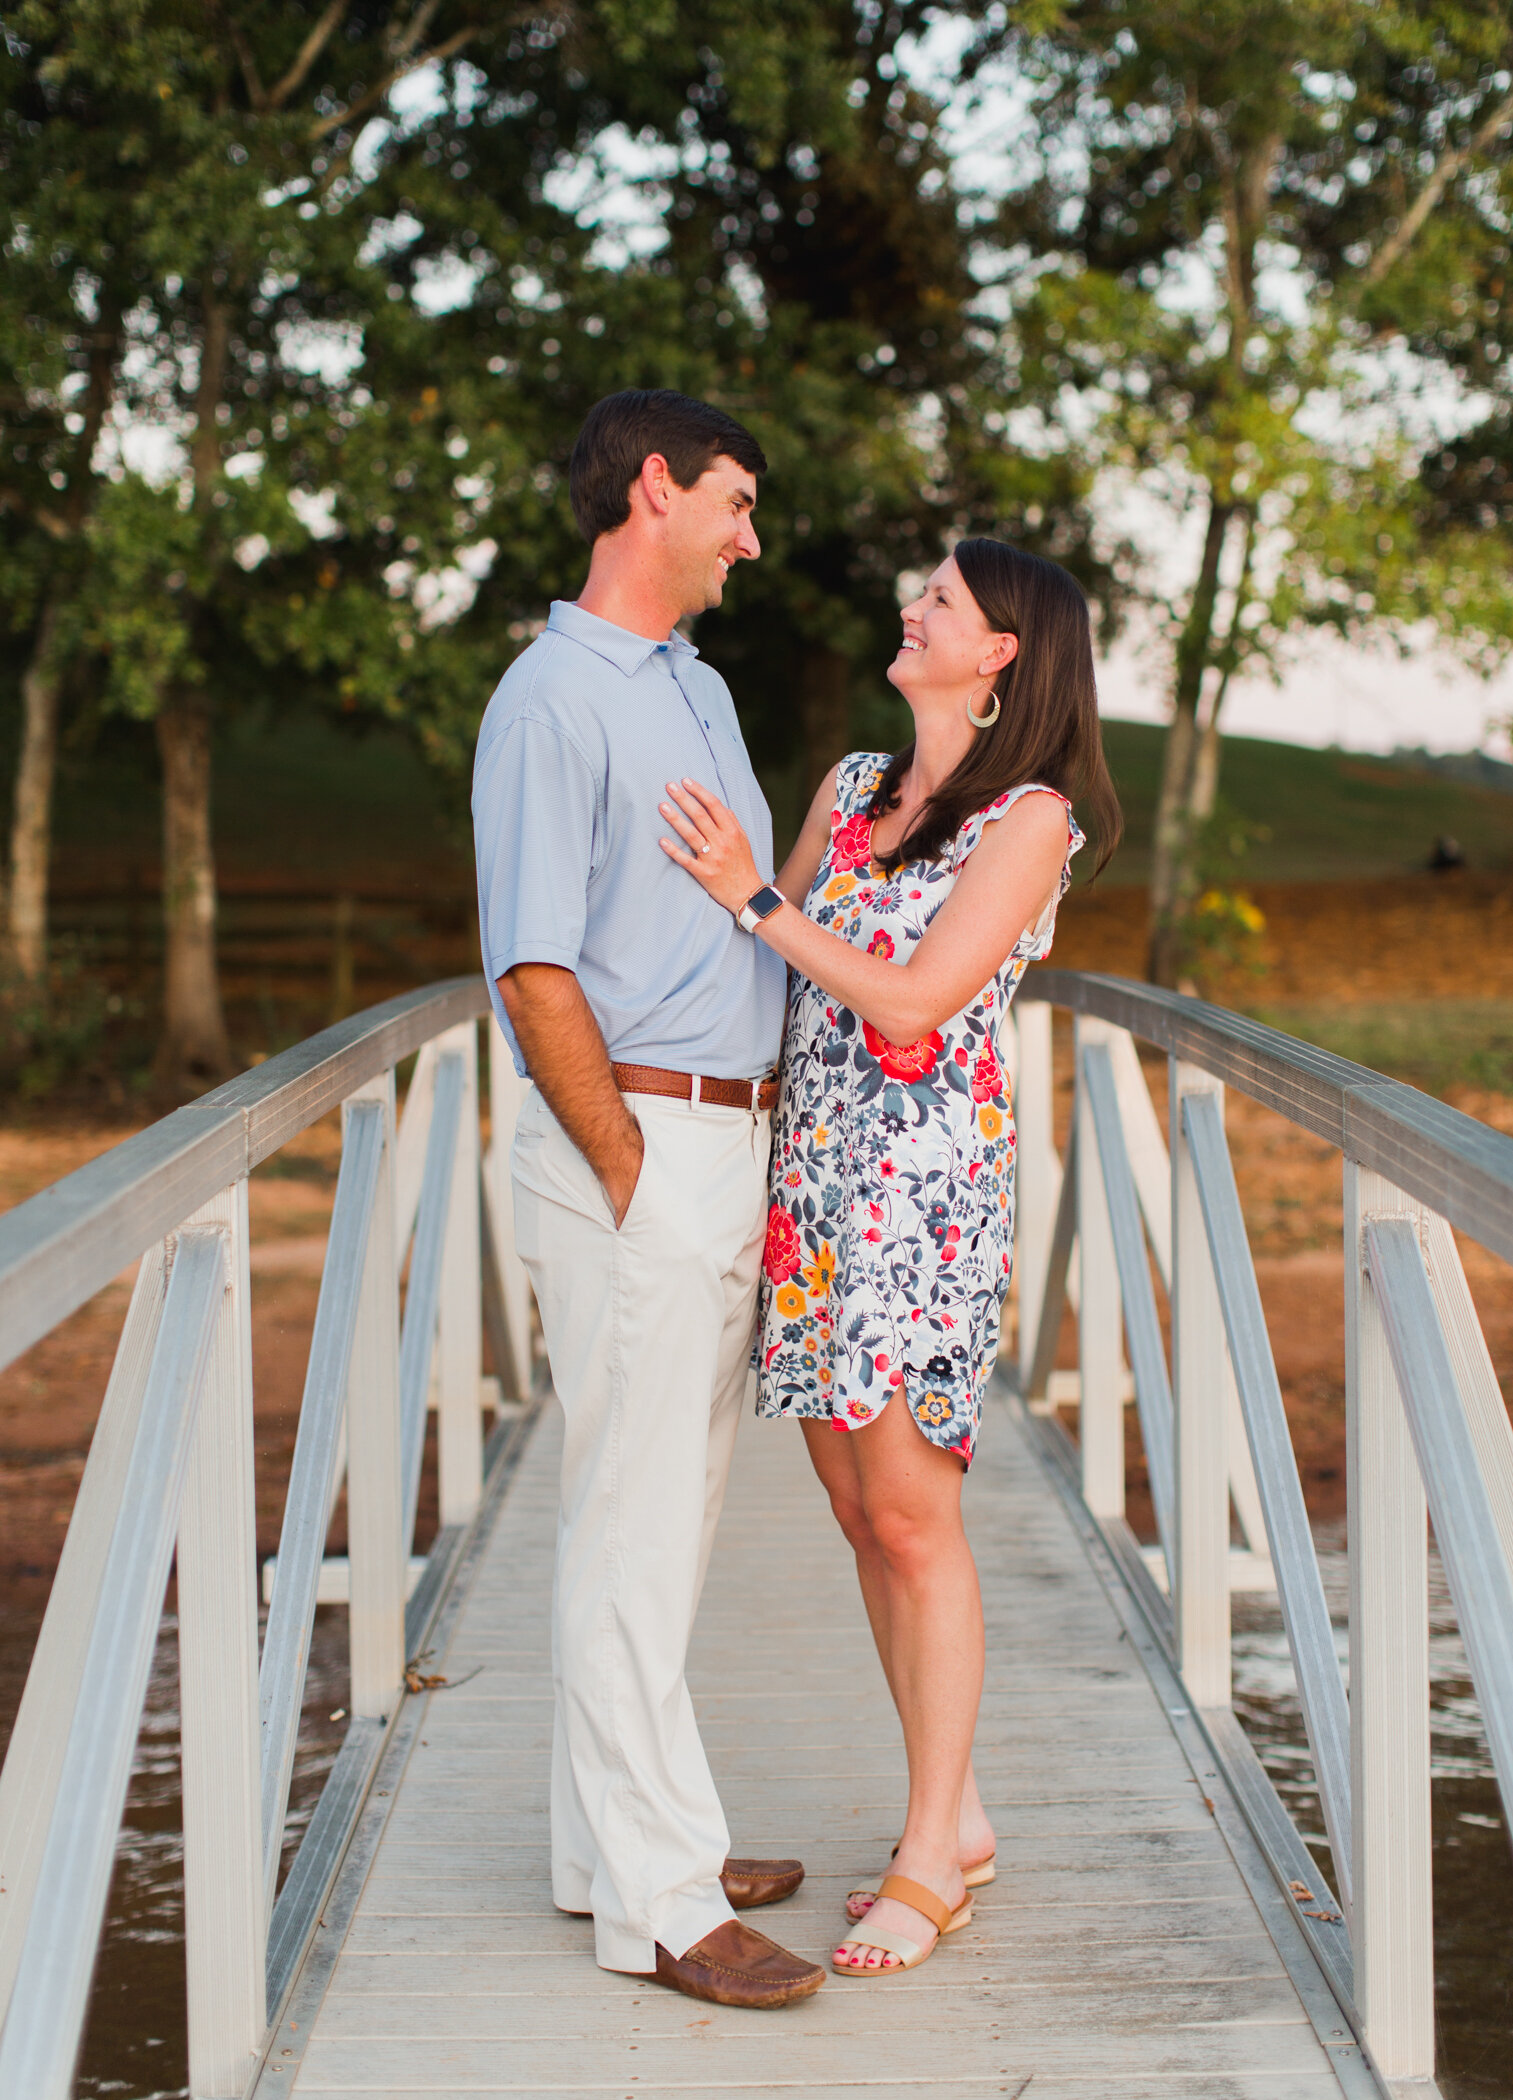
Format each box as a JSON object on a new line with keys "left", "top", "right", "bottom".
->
{"left": 657, "top": 538, "right": 1121, "bottom": 1976}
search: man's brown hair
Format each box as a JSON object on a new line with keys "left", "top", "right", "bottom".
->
{"left": 568, "top": 388, "right": 767, "bottom": 543}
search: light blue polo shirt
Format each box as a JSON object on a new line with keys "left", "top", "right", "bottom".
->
{"left": 473, "top": 600, "right": 787, "bottom": 1081}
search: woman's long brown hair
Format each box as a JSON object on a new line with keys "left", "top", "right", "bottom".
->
{"left": 869, "top": 538, "right": 1123, "bottom": 877}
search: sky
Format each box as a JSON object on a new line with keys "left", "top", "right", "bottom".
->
{"left": 1096, "top": 620, "right": 1513, "bottom": 760}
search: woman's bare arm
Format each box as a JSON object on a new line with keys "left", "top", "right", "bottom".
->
{"left": 660, "top": 778, "right": 1069, "bottom": 1044}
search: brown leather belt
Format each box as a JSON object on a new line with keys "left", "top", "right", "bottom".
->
{"left": 612, "top": 1061, "right": 779, "bottom": 1113}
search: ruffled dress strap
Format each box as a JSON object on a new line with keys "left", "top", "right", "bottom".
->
{"left": 952, "top": 781, "right": 1085, "bottom": 961}
{"left": 825, "top": 752, "right": 892, "bottom": 875}
{"left": 833, "top": 751, "right": 891, "bottom": 817}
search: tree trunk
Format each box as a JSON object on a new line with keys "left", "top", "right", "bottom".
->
{"left": 1146, "top": 496, "right": 1233, "bottom": 986}
{"left": 153, "top": 290, "right": 232, "bottom": 1086}
{"left": 6, "top": 309, "right": 121, "bottom": 980}
{"left": 7, "top": 598, "right": 64, "bottom": 980}
{"left": 799, "top": 644, "right": 852, "bottom": 799}
{"left": 1189, "top": 702, "right": 1224, "bottom": 829}
{"left": 1186, "top": 509, "right": 1255, "bottom": 837}
{"left": 1146, "top": 706, "right": 1201, "bottom": 987}
{"left": 156, "top": 689, "right": 232, "bottom": 1086}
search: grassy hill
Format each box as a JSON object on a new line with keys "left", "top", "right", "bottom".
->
{"left": 1092, "top": 719, "right": 1512, "bottom": 888}
{"left": 47, "top": 708, "right": 1512, "bottom": 904}
{"left": 14, "top": 703, "right": 1511, "bottom": 1101}
{"left": 52, "top": 712, "right": 472, "bottom": 905}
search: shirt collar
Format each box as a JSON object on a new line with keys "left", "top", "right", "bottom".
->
{"left": 547, "top": 600, "right": 700, "bottom": 675}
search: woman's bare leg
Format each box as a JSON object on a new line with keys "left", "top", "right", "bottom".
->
{"left": 800, "top": 1416, "right": 995, "bottom": 1913}
{"left": 803, "top": 1400, "right": 985, "bottom": 1969}
{"left": 798, "top": 1411, "right": 1000, "bottom": 1923}
{"left": 800, "top": 1418, "right": 895, "bottom": 1682}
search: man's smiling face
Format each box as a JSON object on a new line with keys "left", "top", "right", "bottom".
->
{"left": 664, "top": 454, "right": 761, "bottom": 619}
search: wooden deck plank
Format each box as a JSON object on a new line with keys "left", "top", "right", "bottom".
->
{"left": 311, "top": 1973, "right": 1310, "bottom": 2037}
{"left": 293, "top": 2023, "right": 1334, "bottom": 2085}
{"left": 340, "top": 1896, "right": 1301, "bottom": 1960}
{"left": 292, "top": 2074, "right": 1336, "bottom": 2091}
{"left": 279, "top": 1391, "right": 1350, "bottom": 2098}
{"left": 322, "top": 1934, "right": 1290, "bottom": 1992}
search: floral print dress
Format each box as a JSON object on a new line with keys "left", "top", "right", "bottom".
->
{"left": 755, "top": 752, "right": 1083, "bottom": 1465}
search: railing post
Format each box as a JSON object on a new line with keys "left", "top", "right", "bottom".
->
{"left": 177, "top": 1181, "right": 265, "bottom": 2097}
{"left": 1420, "top": 1206, "right": 1513, "bottom": 1570}
{"left": 1014, "top": 1001, "right": 1058, "bottom": 1387}
{"left": 1346, "top": 1163, "right": 1433, "bottom": 2081}
{"left": 1171, "top": 1062, "right": 1230, "bottom": 1709}
{"left": 436, "top": 1020, "right": 482, "bottom": 1528}
{"left": 1110, "top": 1028, "right": 1171, "bottom": 1278}
{"left": 0, "top": 1242, "right": 169, "bottom": 2024}
{"left": 0, "top": 1228, "right": 226, "bottom": 2100}
{"left": 487, "top": 1012, "right": 535, "bottom": 1399}
{"left": 1075, "top": 1014, "right": 1124, "bottom": 1519}
{"left": 394, "top": 1038, "right": 440, "bottom": 1267}
{"left": 346, "top": 1071, "right": 406, "bottom": 1717}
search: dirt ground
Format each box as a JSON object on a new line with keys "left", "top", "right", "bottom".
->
{"left": 1051, "top": 868, "right": 1513, "bottom": 1005}
{"left": 2, "top": 874, "right": 1511, "bottom": 1590}
{"left": 0, "top": 1114, "right": 455, "bottom": 1610}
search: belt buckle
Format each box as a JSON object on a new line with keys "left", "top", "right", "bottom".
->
{"left": 690, "top": 1074, "right": 703, "bottom": 1109}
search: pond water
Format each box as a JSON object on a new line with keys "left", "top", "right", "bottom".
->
{"left": 0, "top": 1599, "right": 349, "bottom": 2100}
{"left": 1, "top": 1536, "right": 1508, "bottom": 2095}
{"left": 1232, "top": 1533, "right": 1513, "bottom": 2099}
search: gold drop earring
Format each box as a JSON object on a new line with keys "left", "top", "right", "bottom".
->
{"left": 966, "top": 674, "right": 1001, "bottom": 729}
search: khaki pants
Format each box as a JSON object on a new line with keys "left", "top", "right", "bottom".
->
{"left": 511, "top": 1086, "right": 771, "bottom": 1972}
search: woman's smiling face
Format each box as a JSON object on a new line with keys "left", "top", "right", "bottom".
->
{"left": 887, "top": 555, "right": 1017, "bottom": 701}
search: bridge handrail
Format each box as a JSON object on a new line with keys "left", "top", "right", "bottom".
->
{"left": 0, "top": 977, "right": 533, "bottom": 2100}
{"left": 3, "top": 966, "right": 1509, "bottom": 2096}
{"left": 0, "top": 976, "right": 487, "bottom": 1381}
{"left": 1010, "top": 968, "right": 1513, "bottom": 2094}
{"left": 1026, "top": 969, "right": 1513, "bottom": 1263}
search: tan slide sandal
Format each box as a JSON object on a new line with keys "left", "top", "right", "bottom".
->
{"left": 832, "top": 1874, "right": 973, "bottom": 1976}
{"left": 846, "top": 1849, "right": 995, "bottom": 1919}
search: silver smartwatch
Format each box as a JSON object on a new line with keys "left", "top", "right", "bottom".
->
{"left": 737, "top": 884, "right": 786, "bottom": 933}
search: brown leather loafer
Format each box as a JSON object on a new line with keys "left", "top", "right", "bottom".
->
{"left": 654, "top": 1919, "right": 824, "bottom": 2008}
{"left": 722, "top": 1856, "right": 804, "bottom": 1909}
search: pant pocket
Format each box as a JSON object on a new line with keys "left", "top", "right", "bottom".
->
{"left": 513, "top": 1099, "right": 618, "bottom": 1229}
{"left": 612, "top": 1119, "right": 658, "bottom": 1236}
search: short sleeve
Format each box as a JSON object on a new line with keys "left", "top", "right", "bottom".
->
{"left": 473, "top": 713, "right": 600, "bottom": 985}
{"left": 835, "top": 750, "right": 891, "bottom": 818}
{"left": 952, "top": 782, "right": 1084, "bottom": 960}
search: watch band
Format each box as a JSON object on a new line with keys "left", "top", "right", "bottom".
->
{"left": 737, "top": 884, "right": 786, "bottom": 933}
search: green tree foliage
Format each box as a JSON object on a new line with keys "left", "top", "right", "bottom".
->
{"left": 583, "top": 1, "right": 1114, "bottom": 835}
{"left": 44, "top": 0, "right": 1513, "bottom": 1063}
{"left": 345, "top": 1, "right": 1116, "bottom": 848}
{"left": 1, "top": 1, "right": 610, "bottom": 1081}
{"left": 967, "top": 0, "right": 1513, "bottom": 982}
{"left": 7, "top": 0, "right": 1108, "bottom": 1085}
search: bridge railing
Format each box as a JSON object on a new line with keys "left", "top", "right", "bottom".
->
{"left": 1007, "top": 970, "right": 1513, "bottom": 2090}
{"left": 0, "top": 980, "right": 536, "bottom": 2100}
{"left": 4, "top": 966, "right": 1510, "bottom": 2096}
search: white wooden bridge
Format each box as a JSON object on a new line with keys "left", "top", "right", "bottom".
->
{"left": 0, "top": 970, "right": 1510, "bottom": 2099}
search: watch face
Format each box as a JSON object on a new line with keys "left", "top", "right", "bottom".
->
{"left": 749, "top": 885, "right": 784, "bottom": 918}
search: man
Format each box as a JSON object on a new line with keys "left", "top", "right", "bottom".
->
{"left": 473, "top": 390, "right": 823, "bottom": 2009}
